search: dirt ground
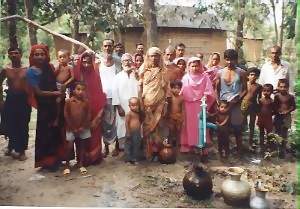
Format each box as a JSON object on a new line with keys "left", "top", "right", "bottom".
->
{"left": 0, "top": 110, "right": 297, "bottom": 208}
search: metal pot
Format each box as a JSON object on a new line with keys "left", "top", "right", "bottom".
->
{"left": 221, "top": 167, "right": 251, "bottom": 207}
{"left": 182, "top": 163, "right": 213, "bottom": 200}
{"left": 158, "top": 143, "right": 176, "bottom": 164}
{"left": 250, "top": 188, "right": 270, "bottom": 209}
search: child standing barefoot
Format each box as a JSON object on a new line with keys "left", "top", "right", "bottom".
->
{"left": 241, "top": 67, "right": 262, "bottom": 148}
{"left": 64, "top": 82, "right": 91, "bottom": 175}
{"left": 125, "top": 97, "right": 142, "bottom": 164}
{"left": 215, "top": 101, "right": 230, "bottom": 159}
{"left": 167, "top": 80, "right": 185, "bottom": 149}
{"left": 257, "top": 84, "right": 274, "bottom": 151}
{"left": 54, "top": 49, "right": 74, "bottom": 126}
{"left": 274, "top": 79, "right": 296, "bottom": 158}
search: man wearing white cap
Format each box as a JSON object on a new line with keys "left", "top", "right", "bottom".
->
{"left": 139, "top": 47, "right": 169, "bottom": 161}
{"left": 112, "top": 53, "right": 140, "bottom": 154}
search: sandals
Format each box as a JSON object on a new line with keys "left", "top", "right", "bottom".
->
{"left": 79, "top": 167, "right": 88, "bottom": 175}
{"left": 63, "top": 168, "right": 71, "bottom": 176}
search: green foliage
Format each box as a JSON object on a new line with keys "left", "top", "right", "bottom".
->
{"left": 283, "top": 1, "right": 297, "bottom": 39}
{"left": 206, "top": 0, "right": 270, "bottom": 34}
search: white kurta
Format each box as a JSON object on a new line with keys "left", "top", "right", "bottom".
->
{"left": 112, "top": 70, "right": 139, "bottom": 139}
{"left": 258, "top": 60, "right": 290, "bottom": 92}
{"left": 99, "top": 63, "right": 117, "bottom": 98}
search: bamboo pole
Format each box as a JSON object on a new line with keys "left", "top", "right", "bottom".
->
{"left": 0, "top": 15, "right": 94, "bottom": 53}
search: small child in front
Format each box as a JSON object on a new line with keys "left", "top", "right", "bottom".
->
{"left": 54, "top": 49, "right": 74, "bottom": 126}
{"left": 274, "top": 79, "right": 296, "bottom": 158}
{"left": 257, "top": 84, "right": 274, "bottom": 150}
{"left": 215, "top": 100, "right": 230, "bottom": 159}
{"left": 241, "top": 67, "right": 261, "bottom": 148}
{"left": 64, "top": 82, "right": 91, "bottom": 175}
{"left": 167, "top": 80, "right": 185, "bottom": 148}
{"left": 125, "top": 97, "right": 142, "bottom": 165}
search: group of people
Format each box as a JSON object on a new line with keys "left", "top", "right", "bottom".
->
{"left": 0, "top": 39, "right": 295, "bottom": 175}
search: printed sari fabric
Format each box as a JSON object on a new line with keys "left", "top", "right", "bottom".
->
{"left": 141, "top": 67, "right": 168, "bottom": 159}
{"left": 27, "top": 44, "right": 65, "bottom": 168}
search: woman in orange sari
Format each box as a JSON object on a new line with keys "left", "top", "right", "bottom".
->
{"left": 139, "top": 47, "right": 169, "bottom": 161}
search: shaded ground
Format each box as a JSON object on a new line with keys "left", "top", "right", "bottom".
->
{"left": 0, "top": 110, "right": 297, "bottom": 208}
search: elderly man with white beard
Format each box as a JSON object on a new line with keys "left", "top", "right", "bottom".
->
{"left": 112, "top": 53, "right": 140, "bottom": 154}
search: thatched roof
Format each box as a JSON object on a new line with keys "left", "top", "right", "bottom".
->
{"left": 125, "top": 5, "right": 227, "bottom": 31}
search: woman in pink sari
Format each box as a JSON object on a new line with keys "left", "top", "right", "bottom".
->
{"left": 73, "top": 52, "right": 106, "bottom": 165}
{"left": 205, "top": 52, "right": 222, "bottom": 86}
{"left": 180, "top": 57, "right": 216, "bottom": 155}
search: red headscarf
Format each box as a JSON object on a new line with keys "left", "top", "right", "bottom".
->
{"left": 29, "top": 44, "right": 50, "bottom": 67}
{"left": 27, "top": 44, "right": 52, "bottom": 108}
{"left": 73, "top": 52, "right": 106, "bottom": 116}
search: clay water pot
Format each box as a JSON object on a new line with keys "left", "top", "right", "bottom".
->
{"left": 250, "top": 188, "right": 270, "bottom": 209}
{"left": 221, "top": 167, "right": 251, "bottom": 207}
{"left": 182, "top": 163, "right": 213, "bottom": 200}
{"left": 158, "top": 143, "right": 176, "bottom": 164}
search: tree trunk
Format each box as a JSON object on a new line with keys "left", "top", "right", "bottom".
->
{"left": 24, "top": 0, "right": 37, "bottom": 45}
{"left": 235, "top": 0, "right": 246, "bottom": 64}
{"left": 270, "top": 0, "right": 278, "bottom": 44}
{"left": 296, "top": 1, "right": 300, "bottom": 76}
{"left": 143, "top": 0, "right": 158, "bottom": 48}
{"left": 71, "top": 18, "right": 80, "bottom": 53}
{"left": 85, "top": 23, "right": 97, "bottom": 47}
{"left": 7, "top": 0, "right": 18, "bottom": 48}
{"left": 279, "top": 0, "right": 284, "bottom": 48}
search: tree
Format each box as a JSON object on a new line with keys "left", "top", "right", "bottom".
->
{"left": 296, "top": 1, "right": 300, "bottom": 63}
{"left": 7, "top": 0, "right": 18, "bottom": 48}
{"left": 143, "top": 0, "right": 158, "bottom": 47}
{"left": 235, "top": 0, "right": 246, "bottom": 64}
{"left": 24, "top": 0, "right": 37, "bottom": 45}
{"left": 269, "top": 0, "right": 278, "bottom": 44}
{"left": 207, "top": 0, "right": 270, "bottom": 63}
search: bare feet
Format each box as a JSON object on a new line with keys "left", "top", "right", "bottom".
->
{"left": 4, "top": 149, "right": 12, "bottom": 156}
{"left": 11, "top": 152, "right": 27, "bottom": 161}
{"left": 112, "top": 149, "right": 119, "bottom": 157}
{"left": 18, "top": 153, "right": 27, "bottom": 161}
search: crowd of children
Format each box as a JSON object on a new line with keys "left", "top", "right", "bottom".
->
{"left": 1, "top": 41, "right": 295, "bottom": 175}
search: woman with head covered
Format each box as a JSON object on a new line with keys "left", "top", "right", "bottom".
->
{"left": 139, "top": 47, "right": 169, "bottom": 161}
{"left": 180, "top": 57, "right": 216, "bottom": 159}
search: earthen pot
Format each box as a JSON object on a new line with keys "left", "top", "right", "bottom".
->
{"left": 221, "top": 167, "right": 251, "bottom": 207}
{"left": 158, "top": 143, "right": 176, "bottom": 164}
{"left": 250, "top": 188, "right": 270, "bottom": 209}
{"left": 182, "top": 163, "right": 213, "bottom": 200}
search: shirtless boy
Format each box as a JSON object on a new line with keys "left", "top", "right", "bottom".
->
{"left": 241, "top": 67, "right": 262, "bottom": 148}
{"left": 273, "top": 79, "right": 296, "bottom": 158}
{"left": 257, "top": 84, "right": 274, "bottom": 151}
{"left": 167, "top": 80, "right": 185, "bottom": 148}
{"left": 0, "top": 47, "right": 31, "bottom": 160}
{"left": 64, "top": 82, "right": 91, "bottom": 175}
{"left": 125, "top": 97, "right": 142, "bottom": 164}
{"left": 215, "top": 101, "right": 230, "bottom": 159}
{"left": 54, "top": 49, "right": 74, "bottom": 126}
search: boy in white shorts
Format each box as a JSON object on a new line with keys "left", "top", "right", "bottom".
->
{"left": 64, "top": 82, "right": 91, "bottom": 175}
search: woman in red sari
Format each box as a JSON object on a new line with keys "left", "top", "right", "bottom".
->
{"left": 73, "top": 52, "right": 106, "bottom": 165}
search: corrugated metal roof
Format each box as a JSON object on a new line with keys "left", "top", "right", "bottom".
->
{"left": 125, "top": 5, "right": 227, "bottom": 30}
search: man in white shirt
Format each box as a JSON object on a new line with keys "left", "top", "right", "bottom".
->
{"left": 112, "top": 53, "right": 140, "bottom": 156}
{"left": 98, "top": 41, "right": 122, "bottom": 157}
{"left": 258, "top": 45, "right": 291, "bottom": 93}
{"left": 96, "top": 39, "right": 122, "bottom": 73}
